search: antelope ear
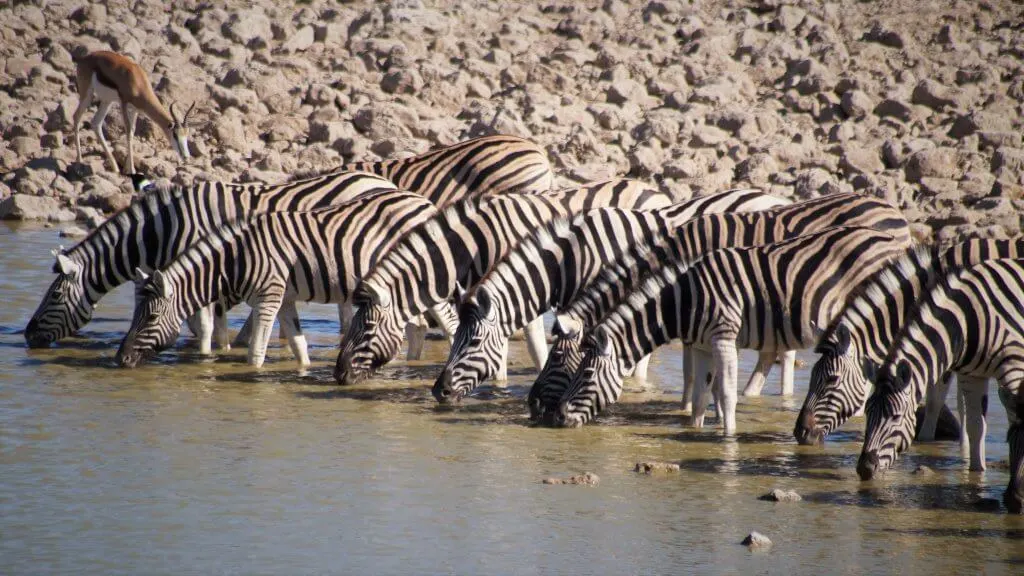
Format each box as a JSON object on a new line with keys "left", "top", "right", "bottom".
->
{"left": 152, "top": 270, "right": 173, "bottom": 299}
{"left": 364, "top": 282, "right": 390, "bottom": 307}
{"left": 553, "top": 313, "right": 582, "bottom": 338}
{"left": 835, "top": 323, "right": 851, "bottom": 355}
{"left": 56, "top": 253, "right": 79, "bottom": 277}
{"left": 476, "top": 286, "right": 495, "bottom": 320}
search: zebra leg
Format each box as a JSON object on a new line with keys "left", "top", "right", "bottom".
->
{"left": 690, "top": 348, "right": 715, "bottom": 428}
{"left": 919, "top": 372, "right": 954, "bottom": 442}
{"left": 277, "top": 299, "right": 310, "bottom": 368}
{"left": 632, "top": 354, "right": 652, "bottom": 382}
{"left": 425, "top": 302, "right": 459, "bottom": 345}
{"left": 779, "top": 350, "right": 796, "bottom": 396}
{"left": 959, "top": 376, "right": 988, "bottom": 471}
{"left": 194, "top": 305, "right": 214, "bottom": 356}
{"left": 233, "top": 310, "right": 254, "bottom": 348}
{"left": 741, "top": 349, "right": 775, "bottom": 397}
{"left": 213, "top": 302, "right": 231, "bottom": 351}
{"left": 246, "top": 295, "right": 284, "bottom": 368}
{"left": 524, "top": 316, "right": 548, "bottom": 371}
{"left": 405, "top": 315, "right": 429, "bottom": 361}
{"left": 682, "top": 346, "right": 695, "bottom": 414}
{"left": 495, "top": 338, "right": 509, "bottom": 382}
{"left": 712, "top": 338, "right": 740, "bottom": 434}
{"left": 1002, "top": 383, "right": 1023, "bottom": 514}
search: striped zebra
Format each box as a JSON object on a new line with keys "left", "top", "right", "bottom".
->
{"left": 434, "top": 193, "right": 908, "bottom": 405}
{"left": 334, "top": 179, "right": 674, "bottom": 384}
{"left": 527, "top": 194, "right": 915, "bottom": 421}
{"left": 116, "top": 189, "right": 437, "bottom": 368}
{"left": 334, "top": 186, "right": 784, "bottom": 386}
{"left": 554, "top": 226, "right": 910, "bottom": 431}
{"left": 855, "top": 258, "right": 1024, "bottom": 514}
{"left": 796, "top": 238, "right": 1024, "bottom": 470}
{"left": 24, "top": 135, "right": 553, "bottom": 350}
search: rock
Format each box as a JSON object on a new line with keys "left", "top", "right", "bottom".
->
{"left": 912, "top": 465, "right": 935, "bottom": 476}
{"left": 381, "top": 69, "right": 424, "bottom": 94}
{"left": 840, "top": 90, "right": 872, "bottom": 120}
{"left": 690, "top": 124, "right": 730, "bottom": 148}
{"left": 911, "top": 80, "right": 956, "bottom": 111}
{"left": 542, "top": 472, "right": 600, "bottom": 486}
{"left": 0, "top": 194, "right": 62, "bottom": 221}
{"left": 840, "top": 146, "right": 884, "bottom": 175}
{"left": 606, "top": 79, "right": 648, "bottom": 105}
{"left": 10, "top": 137, "right": 40, "bottom": 157}
{"left": 759, "top": 488, "right": 802, "bottom": 503}
{"left": 223, "top": 9, "right": 273, "bottom": 48}
{"left": 282, "top": 25, "right": 315, "bottom": 53}
{"left": 905, "top": 148, "right": 959, "bottom": 182}
{"left": 634, "top": 462, "right": 681, "bottom": 474}
{"left": 874, "top": 99, "right": 913, "bottom": 122}
{"left": 742, "top": 531, "right": 772, "bottom": 549}
{"left": 794, "top": 168, "right": 841, "bottom": 198}
{"left": 862, "top": 22, "right": 905, "bottom": 48}
{"left": 59, "top": 225, "right": 90, "bottom": 239}
{"left": 992, "top": 147, "right": 1024, "bottom": 175}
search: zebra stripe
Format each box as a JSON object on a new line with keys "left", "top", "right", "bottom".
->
{"left": 556, "top": 225, "right": 910, "bottom": 431}
{"left": 25, "top": 135, "right": 553, "bottom": 348}
{"left": 528, "top": 194, "right": 914, "bottom": 420}
{"left": 797, "top": 238, "right": 1024, "bottom": 457}
{"left": 334, "top": 179, "right": 717, "bottom": 385}
{"left": 855, "top": 258, "right": 1024, "bottom": 514}
{"left": 434, "top": 192, "right": 905, "bottom": 404}
{"left": 116, "top": 189, "right": 437, "bottom": 369}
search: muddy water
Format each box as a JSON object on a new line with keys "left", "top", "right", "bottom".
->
{"left": 1, "top": 222, "right": 1021, "bottom": 574}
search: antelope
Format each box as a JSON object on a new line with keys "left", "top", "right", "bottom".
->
{"left": 72, "top": 51, "right": 194, "bottom": 174}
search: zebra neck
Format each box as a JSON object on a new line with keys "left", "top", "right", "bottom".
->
{"left": 613, "top": 279, "right": 690, "bottom": 366}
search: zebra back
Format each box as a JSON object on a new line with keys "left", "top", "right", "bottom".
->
{"left": 341, "top": 134, "right": 554, "bottom": 207}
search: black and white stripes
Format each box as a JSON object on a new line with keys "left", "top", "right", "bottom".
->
{"left": 855, "top": 258, "right": 1024, "bottom": 514}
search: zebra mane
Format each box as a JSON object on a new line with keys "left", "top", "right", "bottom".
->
{"left": 617, "top": 257, "right": 691, "bottom": 322}
{"left": 469, "top": 211, "right": 580, "bottom": 294}
{"left": 819, "top": 243, "right": 936, "bottom": 344}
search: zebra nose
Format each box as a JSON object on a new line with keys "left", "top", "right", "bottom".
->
{"left": 794, "top": 410, "right": 824, "bottom": 445}
{"left": 856, "top": 450, "right": 880, "bottom": 481}
{"left": 334, "top": 352, "right": 352, "bottom": 385}
{"left": 432, "top": 370, "right": 455, "bottom": 403}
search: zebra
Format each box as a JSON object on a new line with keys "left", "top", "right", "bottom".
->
{"left": 855, "top": 258, "right": 1024, "bottom": 514}
{"left": 527, "top": 194, "right": 916, "bottom": 421}
{"left": 116, "top": 189, "right": 437, "bottom": 369}
{"left": 334, "top": 185, "right": 785, "bottom": 386}
{"left": 796, "top": 238, "right": 1024, "bottom": 471}
{"left": 554, "top": 225, "right": 910, "bottom": 431}
{"left": 24, "top": 135, "right": 554, "bottom": 350}
{"left": 433, "top": 192, "right": 908, "bottom": 406}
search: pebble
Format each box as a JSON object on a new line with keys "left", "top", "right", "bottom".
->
{"left": 742, "top": 531, "right": 773, "bottom": 549}
{"left": 542, "top": 472, "right": 600, "bottom": 486}
{"left": 634, "top": 462, "right": 681, "bottom": 474}
{"left": 759, "top": 488, "right": 802, "bottom": 502}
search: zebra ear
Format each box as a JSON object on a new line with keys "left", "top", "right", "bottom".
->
{"left": 553, "top": 313, "right": 582, "bottom": 338}
{"left": 476, "top": 287, "right": 495, "bottom": 320}
{"left": 55, "top": 253, "right": 79, "bottom": 277}
{"left": 151, "top": 270, "right": 173, "bottom": 299}
{"left": 364, "top": 282, "right": 390, "bottom": 307}
{"left": 134, "top": 267, "right": 149, "bottom": 282}
{"left": 862, "top": 358, "right": 878, "bottom": 382}
{"left": 896, "top": 359, "right": 912, "bottom": 387}
{"left": 593, "top": 329, "right": 613, "bottom": 357}
{"left": 453, "top": 282, "right": 467, "bottom": 306}
{"left": 835, "top": 323, "right": 851, "bottom": 355}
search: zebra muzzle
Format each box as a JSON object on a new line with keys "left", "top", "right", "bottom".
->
{"left": 856, "top": 450, "right": 880, "bottom": 481}
{"left": 794, "top": 410, "right": 825, "bottom": 446}
{"left": 432, "top": 370, "right": 462, "bottom": 404}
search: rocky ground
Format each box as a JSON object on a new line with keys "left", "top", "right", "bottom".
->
{"left": 1, "top": 0, "right": 1022, "bottom": 243}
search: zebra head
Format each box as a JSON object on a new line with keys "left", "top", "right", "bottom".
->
{"left": 553, "top": 326, "right": 621, "bottom": 428}
{"left": 116, "top": 269, "right": 182, "bottom": 368}
{"left": 795, "top": 323, "right": 867, "bottom": 445}
{"left": 335, "top": 282, "right": 403, "bottom": 385}
{"left": 528, "top": 313, "right": 585, "bottom": 422}
{"left": 25, "top": 249, "right": 91, "bottom": 348}
{"left": 432, "top": 286, "right": 502, "bottom": 404}
{"left": 857, "top": 359, "right": 917, "bottom": 481}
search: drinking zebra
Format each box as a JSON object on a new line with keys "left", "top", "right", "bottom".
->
{"left": 796, "top": 238, "right": 1024, "bottom": 472}
{"left": 117, "top": 189, "right": 437, "bottom": 368}
{"left": 434, "top": 193, "right": 908, "bottom": 406}
{"left": 555, "top": 226, "right": 910, "bottom": 431}
{"left": 527, "top": 194, "right": 915, "bottom": 421}
{"left": 25, "top": 135, "right": 553, "bottom": 350}
{"left": 855, "top": 258, "right": 1024, "bottom": 514}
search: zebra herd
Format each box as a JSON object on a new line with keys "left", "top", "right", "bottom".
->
{"left": 22, "top": 134, "right": 1024, "bottom": 514}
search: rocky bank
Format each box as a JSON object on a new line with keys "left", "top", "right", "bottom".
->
{"left": 1, "top": 0, "right": 1022, "bottom": 243}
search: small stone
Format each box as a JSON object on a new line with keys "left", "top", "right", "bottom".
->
{"left": 911, "top": 80, "right": 956, "bottom": 111}
{"left": 543, "top": 472, "right": 600, "bottom": 486}
{"left": 912, "top": 465, "right": 935, "bottom": 476}
{"left": 40, "top": 132, "right": 62, "bottom": 149}
{"left": 840, "top": 90, "right": 872, "bottom": 120}
{"left": 759, "top": 488, "right": 802, "bottom": 502}
{"left": 840, "top": 146, "right": 884, "bottom": 175}
{"left": 874, "top": 99, "right": 913, "bottom": 122}
{"left": 905, "top": 148, "right": 959, "bottom": 182}
{"left": 59, "top": 225, "right": 90, "bottom": 239}
{"left": 742, "top": 531, "right": 772, "bottom": 549}
{"left": 282, "top": 25, "right": 315, "bottom": 53}
{"left": 862, "top": 22, "right": 905, "bottom": 48}
{"left": 690, "top": 124, "right": 730, "bottom": 147}
{"left": 634, "top": 462, "right": 681, "bottom": 474}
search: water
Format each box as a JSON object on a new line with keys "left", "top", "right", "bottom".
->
{"left": 1, "top": 222, "right": 1021, "bottom": 575}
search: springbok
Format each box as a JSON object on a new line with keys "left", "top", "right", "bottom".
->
{"left": 72, "top": 50, "right": 194, "bottom": 174}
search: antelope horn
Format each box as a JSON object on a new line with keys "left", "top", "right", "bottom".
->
{"left": 169, "top": 101, "right": 180, "bottom": 124}
{"left": 184, "top": 101, "right": 197, "bottom": 123}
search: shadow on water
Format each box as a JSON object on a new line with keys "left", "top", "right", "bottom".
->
{"left": 804, "top": 482, "right": 1016, "bottom": 514}
{"left": 879, "top": 527, "right": 1024, "bottom": 539}
{"left": 672, "top": 452, "right": 858, "bottom": 481}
